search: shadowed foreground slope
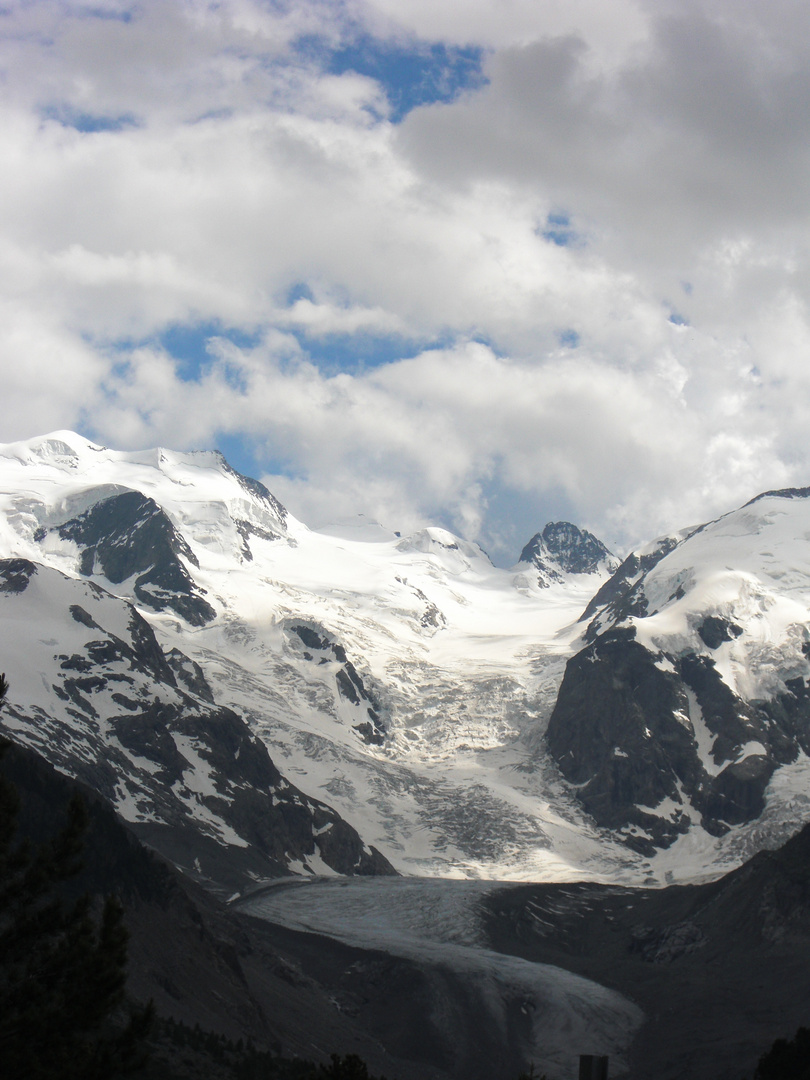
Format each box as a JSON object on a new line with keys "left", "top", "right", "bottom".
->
{"left": 484, "top": 827, "right": 810, "bottom": 1080}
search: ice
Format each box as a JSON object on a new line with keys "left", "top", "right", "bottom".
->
{"left": 238, "top": 877, "right": 643, "bottom": 1078}
{"left": 6, "top": 432, "right": 810, "bottom": 885}
{"left": 627, "top": 495, "right": 810, "bottom": 705}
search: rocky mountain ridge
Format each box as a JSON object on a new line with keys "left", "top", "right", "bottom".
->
{"left": 0, "top": 555, "right": 393, "bottom": 889}
{"left": 3, "top": 431, "right": 810, "bottom": 886}
{"left": 547, "top": 488, "right": 810, "bottom": 855}
{"left": 519, "top": 521, "right": 620, "bottom": 587}
{"left": 0, "top": 431, "right": 630, "bottom": 885}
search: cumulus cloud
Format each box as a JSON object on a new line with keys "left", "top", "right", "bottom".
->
{"left": 358, "top": 0, "right": 651, "bottom": 67}
{"left": 85, "top": 334, "right": 788, "bottom": 560}
{"left": 1, "top": 0, "right": 810, "bottom": 560}
{"left": 400, "top": 4, "right": 810, "bottom": 273}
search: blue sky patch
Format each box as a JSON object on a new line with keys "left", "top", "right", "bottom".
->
{"left": 214, "top": 432, "right": 285, "bottom": 482}
{"left": 668, "top": 312, "right": 689, "bottom": 327}
{"left": 109, "top": 321, "right": 262, "bottom": 382}
{"left": 296, "top": 33, "right": 487, "bottom": 122}
{"left": 157, "top": 321, "right": 261, "bottom": 378}
{"left": 558, "top": 329, "right": 580, "bottom": 348}
{"left": 477, "top": 477, "right": 585, "bottom": 567}
{"left": 290, "top": 327, "right": 452, "bottom": 374}
{"left": 41, "top": 105, "right": 138, "bottom": 133}
{"left": 285, "top": 282, "right": 316, "bottom": 305}
{"left": 215, "top": 433, "right": 307, "bottom": 494}
{"left": 540, "top": 211, "right": 582, "bottom": 248}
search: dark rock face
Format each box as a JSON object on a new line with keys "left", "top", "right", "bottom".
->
{"left": 1, "top": 564, "right": 396, "bottom": 887}
{"left": 543, "top": 497, "right": 810, "bottom": 852}
{"left": 0, "top": 558, "right": 37, "bottom": 593}
{"left": 64, "top": 603, "right": 178, "bottom": 687}
{"left": 122, "top": 700, "right": 396, "bottom": 881}
{"left": 290, "top": 624, "right": 386, "bottom": 745}
{"left": 234, "top": 518, "right": 283, "bottom": 561}
{"left": 702, "top": 755, "right": 776, "bottom": 827}
{"left": 546, "top": 631, "right": 697, "bottom": 852}
{"left": 55, "top": 489, "right": 216, "bottom": 625}
{"left": 696, "top": 615, "right": 743, "bottom": 649}
{"left": 93, "top": 685, "right": 395, "bottom": 883}
{"left": 759, "top": 676, "right": 810, "bottom": 758}
{"left": 679, "top": 654, "right": 790, "bottom": 769}
{"left": 629, "top": 920, "right": 706, "bottom": 963}
{"left": 165, "top": 647, "right": 215, "bottom": 702}
{"left": 546, "top": 630, "right": 809, "bottom": 852}
{"left": 519, "top": 522, "right": 617, "bottom": 587}
{"left": 744, "top": 485, "right": 810, "bottom": 507}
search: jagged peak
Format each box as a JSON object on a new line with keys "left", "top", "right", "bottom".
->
{"left": 518, "top": 521, "right": 618, "bottom": 587}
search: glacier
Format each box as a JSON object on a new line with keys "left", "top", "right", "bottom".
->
{"left": 2, "top": 432, "right": 810, "bottom": 887}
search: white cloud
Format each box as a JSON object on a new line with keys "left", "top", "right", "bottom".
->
{"left": 1, "top": 0, "right": 810, "bottom": 560}
{"left": 397, "top": 0, "right": 810, "bottom": 299}
{"left": 0, "top": 301, "right": 109, "bottom": 439}
{"left": 357, "top": 0, "right": 651, "bottom": 69}
{"left": 274, "top": 297, "right": 407, "bottom": 337}
{"left": 85, "top": 335, "right": 790, "bottom": 560}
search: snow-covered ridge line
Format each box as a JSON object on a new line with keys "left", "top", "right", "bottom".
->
{"left": 548, "top": 487, "right": 810, "bottom": 861}
{"left": 4, "top": 430, "right": 810, "bottom": 885}
{"left": 0, "top": 431, "right": 634, "bottom": 883}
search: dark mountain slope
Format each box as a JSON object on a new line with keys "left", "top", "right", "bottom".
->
{"left": 484, "top": 822, "right": 810, "bottom": 1080}
{"left": 546, "top": 489, "right": 810, "bottom": 855}
{"left": 0, "top": 560, "right": 395, "bottom": 888}
{"left": 0, "top": 740, "right": 452, "bottom": 1079}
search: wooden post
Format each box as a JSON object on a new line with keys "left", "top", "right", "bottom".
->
{"left": 579, "top": 1055, "right": 609, "bottom": 1080}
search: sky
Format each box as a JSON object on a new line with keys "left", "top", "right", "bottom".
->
{"left": 2, "top": 0, "right": 810, "bottom": 564}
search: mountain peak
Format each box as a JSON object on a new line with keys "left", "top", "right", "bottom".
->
{"left": 519, "top": 521, "right": 619, "bottom": 587}
{"left": 396, "top": 527, "right": 491, "bottom": 573}
{"left": 6, "top": 430, "right": 104, "bottom": 469}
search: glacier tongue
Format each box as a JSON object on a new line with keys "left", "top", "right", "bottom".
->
{"left": 238, "top": 876, "right": 643, "bottom": 1079}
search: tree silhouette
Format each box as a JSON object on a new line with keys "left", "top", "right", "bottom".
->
{"left": 0, "top": 673, "right": 152, "bottom": 1079}
{"left": 755, "top": 1026, "right": 810, "bottom": 1080}
{"left": 310, "top": 1054, "right": 388, "bottom": 1080}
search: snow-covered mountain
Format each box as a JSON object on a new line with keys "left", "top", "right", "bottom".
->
{"left": 0, "top": 431, "right": 631, "bottom": 885}
{"left": 3, "top": 431, "right": 810, "bottom": 888}
{"left": 548, "top": 488, "right": 810, "bottom": 863}
{"left": 518, "top": 521, "right": 620, "bottom": 588}
{"left": 0, "top": 555, "right": 394, "bottom": 888}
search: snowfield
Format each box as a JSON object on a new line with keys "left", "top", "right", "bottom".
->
{"left": 2, "top": 432, "right": 810, "bottom": 884}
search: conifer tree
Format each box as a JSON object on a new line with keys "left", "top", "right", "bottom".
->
{"left": 0, "top": 673, "right": 152, "bottom": 1078}
{"left": 755, "top": 1026, "right": 810, "bottom": 1079}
